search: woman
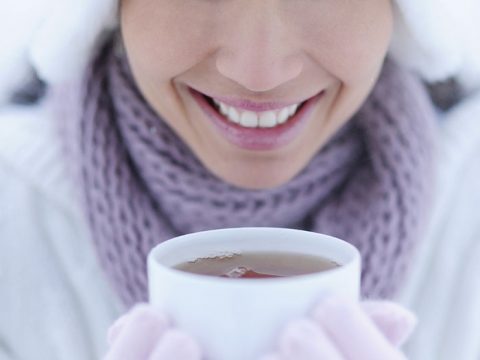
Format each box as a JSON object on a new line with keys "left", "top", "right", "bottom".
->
{"left": 1, "top": 0, "right": 479, "bottom": 359}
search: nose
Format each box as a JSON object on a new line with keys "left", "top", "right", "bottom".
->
{"left": 215, "top": 4, "right": 303, "bottom": 93}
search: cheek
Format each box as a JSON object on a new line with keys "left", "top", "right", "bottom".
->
{"left": 294, "top": 2, "right": 393, "bottom": 86}
{"left": 120, "top": 0, "right": 215, "bottom": 82}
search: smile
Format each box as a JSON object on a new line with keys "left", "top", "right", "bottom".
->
{"left": 208, "top": 97, "right": 305, "bottom": 129}
{"left": 189, "top": 87, "right": 325, "bottom": 151}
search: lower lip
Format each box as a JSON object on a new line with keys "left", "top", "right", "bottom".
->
{"left": 189, "top": 88, "right": 324, "bottom": 151}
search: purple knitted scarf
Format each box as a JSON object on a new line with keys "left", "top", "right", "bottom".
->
{"left": 72, "top": 41, "right": 436, "bottom": 307}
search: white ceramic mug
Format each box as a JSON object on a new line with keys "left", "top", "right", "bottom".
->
{"left": 148, "top": 227, "right": 361, "bottom": 360}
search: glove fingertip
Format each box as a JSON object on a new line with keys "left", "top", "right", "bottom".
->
{"left": 106, "top": 303, "right": 170, "bottom": 347}
{"left": 106, "top": 313, "right": 129, "bottom": 346}
{"left": 362, "top": 300, "right": 418, "bottom": 347}
{"left": 149, "top": 329, "right": 202, "bottom": 360}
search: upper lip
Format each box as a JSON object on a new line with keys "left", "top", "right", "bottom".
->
{"left": 190, "top": 87, "right": 321, "bottom": 112}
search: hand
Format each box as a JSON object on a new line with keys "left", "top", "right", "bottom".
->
{"left": 260, "top": 296, "right": 417, "bottom": 360}
{"left": 103, "top": 303, "right": 202, "bottom": 360}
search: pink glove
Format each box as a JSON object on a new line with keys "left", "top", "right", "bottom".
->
{"left": 104, "top": 297, "right": 415, "bottom": 360}
{"left": 103, "top": 303, "right": 202, "bottom": 360}
{"left": 260, "top": 295, "right": 417, "bottom": 360}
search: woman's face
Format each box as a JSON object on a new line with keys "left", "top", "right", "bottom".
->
{"left": 120, "top": 0, "right": 393, "bottom": 189}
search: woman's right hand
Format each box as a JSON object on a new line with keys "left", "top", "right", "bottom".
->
{"left": 103, "top": 303, "right": 202, "bottom": 360}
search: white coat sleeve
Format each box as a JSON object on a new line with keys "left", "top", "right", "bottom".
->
{"left": 399, "top": 90, "right": 480, "bottom": 360}
{"left": 0, "top": 103, "right": 125, "bottom": 360}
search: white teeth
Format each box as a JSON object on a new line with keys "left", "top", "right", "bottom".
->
{"left": 240, "top": 111, "right": 258, "bottom": 128}
{"left": 259, "top": 111, "right": 277, "bottom": 128}
{"left": 220, "top": 103, "right": 229, "bottom": 116}
{"left": 288, "top": 104, "right": 298, "bottom": 116}
{"left": 278, "top": 108, "right": 290, "bottom": 124}
{"left": 210, "top": 97, "right": 302, "bottom": 128}
{"left": 228, "top": 107, "right": 240, "bottom": 123}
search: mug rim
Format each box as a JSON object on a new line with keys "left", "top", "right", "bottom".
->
{"left": 148, "top": 227, "right": 361, "bottom": 288}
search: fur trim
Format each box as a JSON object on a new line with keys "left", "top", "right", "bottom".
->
{"left": 29, "top": 0, "right": 118, "bottom": 83}
{"left": 0, "top": 0, "right": 51, "bottom": 103}
{"left": 390, "top": 0, "right": 480, "bottom": 87}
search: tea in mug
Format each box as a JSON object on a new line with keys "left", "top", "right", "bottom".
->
{"left": 174, "top": 251, "right": 339, "bottom": 279}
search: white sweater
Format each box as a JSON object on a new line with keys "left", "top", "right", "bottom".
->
{"left": 0, "top": 90, "right": 479, "bottom": 360}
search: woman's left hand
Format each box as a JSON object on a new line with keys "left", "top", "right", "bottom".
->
{"left": 260, "top": 295, "right": 417, "bottom": 360}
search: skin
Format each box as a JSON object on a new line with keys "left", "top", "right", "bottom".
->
{"left": 119, "top": 0, "right": 393, "bottom": 190}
